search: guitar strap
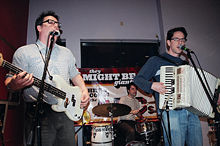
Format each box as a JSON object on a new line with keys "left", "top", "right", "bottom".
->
{"left": 157, "top": 55, "right": 189, "bottom": 66}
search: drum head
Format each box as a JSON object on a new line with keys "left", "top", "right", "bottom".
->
{"left": 92, "top": 123, "right": 110, "bottom": 127}
{"left": 126, "top": 141, "right": 146, "bottom": 146}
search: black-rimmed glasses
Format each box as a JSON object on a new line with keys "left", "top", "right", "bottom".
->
{"left": 41, "top": 19, "right": 61, "bottom": 28}
{"left": 171, "top": 38, "right": 187, "bottom": 43}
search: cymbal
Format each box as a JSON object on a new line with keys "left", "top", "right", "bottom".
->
{"left": 92, "top": 103, "right": 131, "bottom": 117}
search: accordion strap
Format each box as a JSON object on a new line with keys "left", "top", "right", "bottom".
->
{"left": 157, "top": 55, "right": 189, "bottom": 66}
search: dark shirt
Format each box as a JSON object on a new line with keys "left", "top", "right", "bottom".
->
{"left": 134, "top": 52, "right": 185, "bottom": 109}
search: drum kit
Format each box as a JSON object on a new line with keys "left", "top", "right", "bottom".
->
{"left": 90, "top": 103, "right": 159, "bottom": 146}
{"left": 92, "top": 103, "right": 131, "bottom": 146}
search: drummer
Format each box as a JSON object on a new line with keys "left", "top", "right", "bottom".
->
{"left": 117, "top": 82, "right": 142, "bottom": 144}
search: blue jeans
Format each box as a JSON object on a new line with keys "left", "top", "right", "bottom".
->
{"left": 161, "top": 109, "right": 203, "bottom": 146}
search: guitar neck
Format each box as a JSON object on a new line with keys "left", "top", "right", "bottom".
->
{"left": 2, "top": 60, "right": 66, "bottom": 100}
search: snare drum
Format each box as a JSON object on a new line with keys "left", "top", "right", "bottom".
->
{"left": 91, "top": 123, "right": 112, "bottom": 146}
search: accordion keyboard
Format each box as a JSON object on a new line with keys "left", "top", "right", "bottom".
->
{"left": 160, "top": 66, "right": 176, "bottom": 109}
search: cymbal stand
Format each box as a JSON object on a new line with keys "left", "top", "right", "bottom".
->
{"left": 144, "top": 130, "right": 151, "bottom": 145}
{"left": 109, "top": 103, "right": 114, "bottom": 146}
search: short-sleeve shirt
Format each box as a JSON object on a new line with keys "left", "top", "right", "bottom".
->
{"left": 12, "top": 40, "right": 79, "bottom": 104}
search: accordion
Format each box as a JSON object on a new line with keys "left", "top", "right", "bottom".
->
{"left": 159, "top": 65, "right": 219, "bottom": 118}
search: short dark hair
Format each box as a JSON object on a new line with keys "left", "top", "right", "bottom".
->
{"left": 166, "top": 27, "right": 188, "bottom": 41}
{"left": 35, "top": 11, "right": 60, "bottom": 40}
{"left": 126, "top": 82, "right": 137, "bottom": 94}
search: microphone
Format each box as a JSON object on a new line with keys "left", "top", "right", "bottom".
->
{"left": 49, "top": 30, "right": 60, "bottom": 36}
{"left": 179, "top": 45, "right": 194, "bottom": 53}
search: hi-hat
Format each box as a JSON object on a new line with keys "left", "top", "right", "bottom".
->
{"left": 92, "top": 103, "right": 131, "bottom": 117}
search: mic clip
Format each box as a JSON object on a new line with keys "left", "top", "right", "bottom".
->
{"left": 179, "top": 45, "right": 194, "bottom": 53}
{"left": 49, "top": 30, "right": 60, "bottom": 36}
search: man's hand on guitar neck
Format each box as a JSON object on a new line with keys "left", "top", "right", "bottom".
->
{"left": 5, "top": 71, "right": 34, "bottom": 91}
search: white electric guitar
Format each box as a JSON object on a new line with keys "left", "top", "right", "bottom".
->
{"left": 0, "top": 53, "right": 83, "bottom": 121}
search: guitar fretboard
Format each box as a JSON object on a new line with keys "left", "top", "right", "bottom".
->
{"left": 3, "top": 60, "right": 66, "bottom": 99}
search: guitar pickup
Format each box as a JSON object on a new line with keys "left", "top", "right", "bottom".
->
{"left": 72, "top": 95, "right": 76, "bottom": 106}
{"left": 64, "top": 98, "right": 69, "bottom": 108}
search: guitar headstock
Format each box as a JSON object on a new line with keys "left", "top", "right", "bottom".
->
{"left": 0, "top": 53, "right": 3, "bottom": 67}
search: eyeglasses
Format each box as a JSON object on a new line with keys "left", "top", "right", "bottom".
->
{"left": 41, "top": 19, "right": 61, "bottom": 28}
{"left": 171, "top": 38, "right": 187, "bottom": 43}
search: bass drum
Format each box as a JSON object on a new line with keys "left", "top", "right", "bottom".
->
{"left": 91, "top": 123, "right": 112, "bottom": 146}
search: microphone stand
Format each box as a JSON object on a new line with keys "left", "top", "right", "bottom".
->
{"left": 214, "top": 87, "right": 220, "bottom": 146}
{"left": 75, "top": 123, "right": 86, "bottom": 146}
{"left": 165, "top": 102, "right": 172, "bottom": 146}
{"left": 30, "top": 34, "right": 56, "bottom": 146}
{"left": 160, "top": 99, "right": 172, "bottom": 146}
{"left": 186, "top": 50, "right": 219, "bottom": 144}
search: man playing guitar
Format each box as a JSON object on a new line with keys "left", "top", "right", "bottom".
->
{"left": 4, "top": 11, "right": 89, "bottom": 146}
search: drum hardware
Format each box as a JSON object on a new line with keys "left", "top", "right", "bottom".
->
{"left": 135, "top": 120, "right": 159, "bottom": 145}
{"left": 74, "top": 111, "right": 91, "bottom": 146}
{"left": 125, "top": 141, "right": 146, "bottom": 146}
{"left": 92, "top": 103, "right": 131, "bottom": 146}
{"left": 75, "top": 111, "right": 91, "bottom": 134}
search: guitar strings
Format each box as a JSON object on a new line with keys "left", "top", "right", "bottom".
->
{"left": 3, "top": 60, "right": 66, "bottom": 99}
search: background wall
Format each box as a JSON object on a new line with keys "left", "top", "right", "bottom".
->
{"left": 27, "top": 0, "right": 161, "bottom": 67}
{"left": 1, "top": 0, "right": 219, "bottom": 145}
{"left": 27, "top": 0, "right": 220, "bottom": 76}
{"left": 160, "top": 0, "right": 220, "bottom": 77}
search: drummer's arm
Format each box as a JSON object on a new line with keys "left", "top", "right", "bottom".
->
{"left": 131, "top": 110, "right": 143, "bottom": 119}
{"left": 138, "top": 110, "right": 146, "bottom": 120}
{"left": 130, "top": 109, "right": 139, "bottom": 115}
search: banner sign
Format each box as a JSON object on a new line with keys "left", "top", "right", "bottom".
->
{"left": 79, "top": 67, "right": 158, "bottom": 123}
